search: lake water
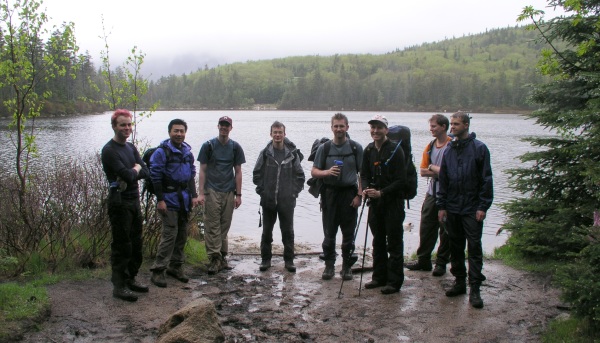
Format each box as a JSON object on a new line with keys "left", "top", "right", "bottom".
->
{"left": 0, "top": 111, "right": 554, "bottom": 255}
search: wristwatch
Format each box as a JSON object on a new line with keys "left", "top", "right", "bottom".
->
{"left": 428, "top": 164, "right": 433, "bottom": 171}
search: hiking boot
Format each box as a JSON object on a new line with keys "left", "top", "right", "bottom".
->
{"left": 340, "top": 265, "right": 353, "bottom": 280}
{"left": 166, "top": 267, "right": 189, "bottom": 283}
{"left": 405, "top": 261, "right": 432, "bottom": 271}
{"left": 380, "top": 285, "right": 400, "bottom": 295}
{"left": 151, "top": 270, "right": 167, "bottom": 288}
{"left": 285, "top": 261, "right": 296, "bottom": 273}
{"left": 364, "top": 280, "right": 385, "bottom": 289}
{"left": 469, "top": 285, "right": 484, "bottom": 309}
{"left": 207, "top": 255, "right": 221, "bottom": 275}
{"left": 432, "top": 264, "right": 446, "bottom": 277}
{"left": 113, "top": 287, "right": 138, "bottom": 302}
{"left": 445, "top": 278, "right": 467, "bottom": 297}
{"left": 220, "top": 253, "right": 233, "bottom": 271}
{"left": 126, "top": 278, "right": 149, "bottom": 292}
{"left": 321, "top": 262, "right": 335, "bottom": 280}
{"left": 259, "top": 259, "right": 271, "bottom": 271}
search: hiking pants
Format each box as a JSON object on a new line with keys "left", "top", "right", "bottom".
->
{"left": 321, "top": 187, "right": 357, "bottom": 262}
{"left": 204, "top": 188, "right": 235, "bottom": 258}
{"left": 151, "top": 209, "right": 189, "bottom": 271}
{"left": 446, "top": 212, "right": 486, "bottom": 286}
{"left": 108, "top": 198, "right": 143, "bottom": 288}
{"left": 368, "top": 198, "right": 405, "bottom": 289}
{"left": 260, "top": 199, "right": 296, "bottom": 262}
{"left": 416, "top": 193, "right": 450, "bottom": 266}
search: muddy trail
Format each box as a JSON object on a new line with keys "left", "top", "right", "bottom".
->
{"left": 21, "top": 243, "right": 566, "bottom": 343}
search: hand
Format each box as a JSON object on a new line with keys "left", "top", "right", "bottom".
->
{"left": 438, "top": 209, "right": 447, "bottom": 223}
{"left": 329, "top": 165, "right": 341, "bottom": 178}
{"left": 157, "top": 200, "right": 167, "bottom": 216}
{"left": 235, "top": 195, "right": 242, "bottom": 209}
{"left": 363, "top": 188, "right": 381, "bottom": 199}
{"left": 350, "top": 195, "right": 361, "bottom": 208}
{"left": 476, "top": 210, "right": 486, "bottom": 222}
{"left": 191, "top": 197, "right": 200, "bottom": 208}
{"left": 133, "top": 163, "right": 142, "bottom": 173}
{"left": 198, "top": 194, "right": 206, "bottom": 206}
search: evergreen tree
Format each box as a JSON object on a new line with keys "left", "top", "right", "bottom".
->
{"left": 503, "top": 1, "right": 600, "bottom": 329}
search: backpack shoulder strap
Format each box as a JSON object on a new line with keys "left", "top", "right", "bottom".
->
{"left": 320, "top": 141, "right": 332, "bottom": 168}
{"left": 349, "top": 139, "right": 360, "bottom": 172}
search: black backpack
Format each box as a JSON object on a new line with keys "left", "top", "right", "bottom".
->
{"left": 385, "top": 125, "right": 418, "bottom": 207}
{"left": 141, "top": 143, "right": 170, "bottom": 196}
{"left": 306, "top": 137, "right": 359, "bottom": 198}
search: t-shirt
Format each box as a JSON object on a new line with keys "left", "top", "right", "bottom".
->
{"left": 197, "top": 138, "right": 246, "bottom": 193}
{"left": 420, "top": 137, "right": 452, "bottom": 196}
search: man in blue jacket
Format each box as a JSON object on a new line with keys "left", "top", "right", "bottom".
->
{"left": 437, "top": 111, "right": 493, "bottom": 309}
{"left": 150, "top": 119, "right": 199, "bottom": 288}
{"left": 253, "top": 121, "right": 305, "bottom": 272}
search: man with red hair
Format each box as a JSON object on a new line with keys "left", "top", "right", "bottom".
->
{"left": 101, "top": 109, "right": 150, "bottom": 302}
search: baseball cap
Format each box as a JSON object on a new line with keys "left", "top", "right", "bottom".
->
{"left": 368, "top": 114, "right": 388, "bottom": 128}
{"left": 218, "top": 116, "right": 232, "bottom": 125}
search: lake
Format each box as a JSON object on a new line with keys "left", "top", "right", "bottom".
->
{"left": 0, "top": 110, "right": 553, "bottom": 255}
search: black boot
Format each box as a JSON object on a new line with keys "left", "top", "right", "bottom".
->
{"left": 259, "top": 259, "right": 271, "bottom": 271}
{"left": 340, "top": 263, "right": 352, "bottom": 280}
{"left": 469, "top": 285, "right": 484, "bottom": 309}
{"left": 126, "top": 278, "right": 149, "bottom": 292}
{"left": 445, "top": 278, "right": 467, "bottom": 297}
{"left": 113, "top": 287, "right": 138, "bottom": 302}
{"left": 284, "top": 261, "right": 296, "bottom": 273}
{"left": 322, "top": 261, "right": 335, "bottom": 280}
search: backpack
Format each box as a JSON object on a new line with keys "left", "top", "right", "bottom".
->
{"left": 141, "top": 143, "right": 171, "bottom": 196}
{"left": 306, "top": 137, "right": 359, "bottom": 198}
{"left": 205, "top": 138, "right": 239, "bottom": 163}
{"left": 383, "top": 125, "right": 418, "bottom": 207}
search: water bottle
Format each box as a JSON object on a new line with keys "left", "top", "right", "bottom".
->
{"left": 334, "top": 160, "right": 343, "bottom": 180}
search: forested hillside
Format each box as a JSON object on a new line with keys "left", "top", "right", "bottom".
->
{"left": 0, "top": 25, "right": 550, "bottom": 116}
{"left": 143, "top": 25, "right": 549, "bottom": 113}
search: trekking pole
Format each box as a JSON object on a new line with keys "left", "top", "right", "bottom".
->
{"left": 338, "top": 198, "right": 367, "bottom": 299}
{"left": 358, "top": 209, "right": 370, "bottom": 297}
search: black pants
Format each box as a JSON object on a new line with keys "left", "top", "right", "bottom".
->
{"left": 108, "top": 199, "right": 143, "bottom": 288}
{"left": 368, "top": 198, "right": 405, "bottom": 289}
{"left": 321, "top": 187, "right": 357, "bottom": 262}
{"left": 416, "top": 193, "right": 450, "bottom": 265}
{"left": 446, "top": 212, "right": 486, "bottom": 286}
{"left": 261, "top": 199, "right": 296, "bottom": 262}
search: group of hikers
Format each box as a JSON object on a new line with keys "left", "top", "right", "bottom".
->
{"left": 101, "top": 109, "right": 493, "bottom": 310}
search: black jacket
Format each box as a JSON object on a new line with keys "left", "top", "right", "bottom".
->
{"left": 437, "top": 132, "right": 493, "bottom": 214}
{"left": 360, "top": 139, "right": 407, "bottom": 205}
{"left": 253, "top": 138, "right": 305, "bottom": 209}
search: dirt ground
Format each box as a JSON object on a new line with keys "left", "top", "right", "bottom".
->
{"left": 20, "top": 240, "right": 567, "bottom": 343}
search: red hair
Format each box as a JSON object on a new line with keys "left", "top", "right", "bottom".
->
{"left": 111, "top": 109, "right": 132, "bottom": 126}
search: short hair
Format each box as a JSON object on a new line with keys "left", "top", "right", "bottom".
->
{"left": 331, "top": 112, "right": 348, "bottom": 126}
{"left": 429, "top": 114, "right": 450, "bottom": 131}
{"left": 270, "top": 120, "right": 286, "bottom": 134}
{"left": 168, "top": 118, "right": 188, "bottom": 132}
{"left": 111, "top": 109, "right": 132, "bottom": 126}
{"left": 451, "top": 111, "right": 471, "bottom": 125}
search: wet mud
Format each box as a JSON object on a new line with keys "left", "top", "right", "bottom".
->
{"left": 22, "top": 244, "right": 566, "bottom": 342}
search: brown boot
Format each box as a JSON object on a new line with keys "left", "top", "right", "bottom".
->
{"left": 151, "top": 270, "right": 167, "bottom": 288}
{"left": 166, "top": 266, "right": 189, "bottom": 283}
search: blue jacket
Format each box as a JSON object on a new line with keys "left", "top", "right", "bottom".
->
{"left": 150, "top": 139, "right": 197, "bottom": 212}
{"left": 437, "top": 133, "right": 493, "bottom": 215}
{"left": 253, "top": 138, "right": 305, "bottom": 210}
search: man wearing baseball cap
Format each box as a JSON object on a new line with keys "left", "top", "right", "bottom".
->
{"left": 197, "top": 116, "right": 246, "bottom": 274}
{"left": 361, "top": 114, "right": 408, "bottom": 294}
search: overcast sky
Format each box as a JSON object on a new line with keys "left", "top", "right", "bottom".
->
{"left": 41, "top": 0, "right": 563, "bottom": 79}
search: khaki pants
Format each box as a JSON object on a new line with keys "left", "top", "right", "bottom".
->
{"left": 204, "top": 188, "right": 235, "bottom": 257}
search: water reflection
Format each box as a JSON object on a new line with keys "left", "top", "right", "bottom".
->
{"left": 0, "top": 111, "right": 554, "bottom": 255}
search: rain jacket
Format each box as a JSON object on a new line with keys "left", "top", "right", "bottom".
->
{"left": 437, "top": 132, "right": 493, "bottom": 215}
{"left": 150, "top": 139, "right": 197, "bottom": 212}
{"left": 253, "top": 138, "right": 305, "bottom": 210}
